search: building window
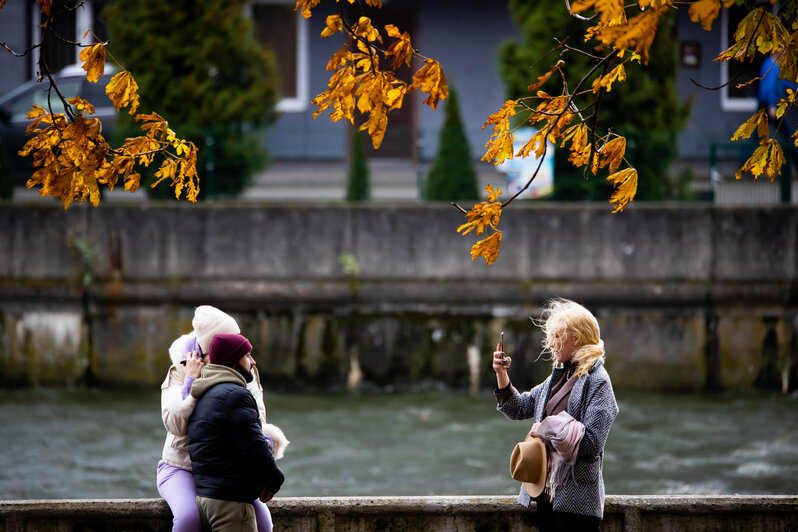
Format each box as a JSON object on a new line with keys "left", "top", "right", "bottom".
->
{"left": 251, "top": 1, "right": 309, "bottom": 113}
{"left": 719, "top": 6, "right": 760, "bottom": 112}
{"left": 29, "top": 0, "right": 109, "bottom": 76}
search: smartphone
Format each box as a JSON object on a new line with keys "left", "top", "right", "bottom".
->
{"left": 499, "top": 331, "right": 508, "bottom": 367}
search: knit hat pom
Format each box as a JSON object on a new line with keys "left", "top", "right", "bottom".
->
{"left": 209, "top": 333, "right": 252, "bottom": 368}
{"left": 193, "top": 305, "right": 240, "bottom": 355}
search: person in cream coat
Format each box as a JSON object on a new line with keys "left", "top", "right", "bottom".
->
{"left": 157, "top": 305, "right": 289, "bottom": 532}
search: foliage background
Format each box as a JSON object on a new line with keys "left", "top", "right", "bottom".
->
{"left": 498, "top": 0, "right": 692, "bottom": 201}
{"left": 104, "top": 0, "right": 280, "bottom": 199}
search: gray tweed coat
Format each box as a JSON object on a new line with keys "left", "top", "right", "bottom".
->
{"left": 497, "top": 359, "right": 618, "bottom": 518}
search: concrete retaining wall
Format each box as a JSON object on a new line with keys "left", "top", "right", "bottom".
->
{"left": 0, "top": 496, "right": 797, "bottom": 531}
{"left": 1, "top": 203, "right": 796, "bottom": 391}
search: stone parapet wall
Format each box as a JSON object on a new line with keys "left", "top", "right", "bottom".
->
{"left": 0, "top": 203, "right": 796, "bottom": 391}
{"left": 0, "top": 496, "right": 797, "bottom": 531}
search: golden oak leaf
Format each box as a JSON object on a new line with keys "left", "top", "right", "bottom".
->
{"left": 481, "top": 100, "right": 517, "bottom": 165}
{"left": 600, "top": 136, "right": 626, "bottom": 173}
{"left": 731, "top": 110, "right": 768, "bottom": 141}
{"left": 688, "top": 0, "right": 720, "bottom": 31}
{"left": 360, "top": 102, "right": 388, "bottom": 148}
{"left": 592, "top": 64, "right": 626, "bottom": 93}
{"left": 606, "top": 167, "right": 638, "bottom": 213}
{"left": 79, "top": 43, "right": 105, "bottom": 83}
{"left": 411, "top": 59, "right": 448, "bottom": 111}
{"left": 68, "top": 97, "right": 96, "bottom": 116}
{"left": 571, "top": 0, "right": 626, "bottom": 26}
{"left": 470, "top": 231, "right": 502, "bottom": 265}
{"left": 766, "top": 139, "right": 785, "bottom": 181}
{"left": 106, "top": 71, "right": 140, "bottom": 115}
{"left": 638, "top": 0, "right": 671, "bottom": 7}
{"left": 592, "top": 8, "right": 665, "bottom": 64}
{"left": 124, "top": 173, "right": 141, "bottom": 193}
{"left": 37, "top": 0, "right": 51, "bottom": 15}
{"left": 326, "top": 45, "right": 349, "bottom": 72}
{"left": 776, "top": 89, "right": 796, "bottom": 119}
{"left": 486, "top": 185, "right": 502, "bottom": 203}
{"left": 385, "top": 25, "right": 414, "bottom": 69}
{"left": 321, "top": 15, "right": 343, "bottom": 38}
{"left": 294, "top": 0, "right": 320, "bottom": 18}
{"left": 26, "top": 105, "right": 47, "bottom": 120}
{"left": 457, "top": 186, "right": 503, "bottom": 236}
{"left": 354, "top": 17, "right": 381, "bottom": 43}
{"left": 528, "top": 60, "right": 565, "bottom": 92}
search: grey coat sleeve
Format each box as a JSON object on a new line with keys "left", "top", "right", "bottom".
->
{"left": 496, "top": 379, "right": 548, "bottom": 421}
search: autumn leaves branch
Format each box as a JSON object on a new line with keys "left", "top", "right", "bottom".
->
{"left": 3, "top": 0, "right": 198, "bottom": 209}
{"left": 297, "top": 0, "right": 448, "bottom": 150}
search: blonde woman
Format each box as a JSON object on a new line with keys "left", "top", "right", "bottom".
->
{"left": 493, "top": 298, "right": 618, "bottom": 532}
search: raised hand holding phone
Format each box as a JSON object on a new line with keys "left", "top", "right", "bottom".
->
{"left": 493, "top": 331, "right": 511, "bottom": 388}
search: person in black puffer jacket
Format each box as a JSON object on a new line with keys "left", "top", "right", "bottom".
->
{"left": 188, "top": 333, "right": 284, "bottom": 531}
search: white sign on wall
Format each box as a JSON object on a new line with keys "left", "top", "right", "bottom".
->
{"left": 496, "top": 127, "right": 554, "bottom": 199}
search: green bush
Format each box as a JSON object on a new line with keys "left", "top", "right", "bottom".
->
{"left": 104, "top": 0, "right": 279, "bottom": 199}
{"left": 346, "top": 128, "right": 370, "bottom": 201}
{"left": 425, "top": 86, "right": 479, "bottom": 201}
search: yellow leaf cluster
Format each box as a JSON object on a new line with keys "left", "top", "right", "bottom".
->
{"left": 606, "top": 167, "right": 638, "bottom": 213}
{"left": 18, "top": 68, "right": 198, "bottom": 208}
{"left": 458, "top": 185, "right": 504, "bottom": 265}
{"left": 311, "top": 16, "right": 446, "bottom": 149}
{"left": 591, "top": 8, "right": 666, "bottom": 64}
{"left": 481, "top": 101, "right": 517, "bottom": 165}
{"left": 716, "top": 9, "right": 789, "bottom": 63}
{"left": 735, "top": 139, "right": 785, "bottom": 182}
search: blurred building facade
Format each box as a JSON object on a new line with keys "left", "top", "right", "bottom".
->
{"left": 0, "top": 0, "right": 787, "bottom": 192}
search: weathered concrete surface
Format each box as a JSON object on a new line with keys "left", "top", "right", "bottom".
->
{"left": 0, "top": 496, "right": 796, "bottom": 531}
{"left": 1, "top": 203, "right": 796, "bottom": 391}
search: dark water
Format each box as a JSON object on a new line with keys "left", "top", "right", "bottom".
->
{"left": 0, "top": 387, "right": 796, "bottom": 499}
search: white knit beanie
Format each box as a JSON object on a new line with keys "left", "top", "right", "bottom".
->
{"left": 192, "top": 305, "right": 240, "bottom": 355}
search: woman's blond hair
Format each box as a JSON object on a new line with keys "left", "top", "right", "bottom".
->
{"left": 532, "top": 298, "right": 604, "bottom": 378}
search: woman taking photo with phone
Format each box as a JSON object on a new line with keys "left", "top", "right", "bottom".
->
{"left": 493, "top": 298, "right": 618, "bottom": 532}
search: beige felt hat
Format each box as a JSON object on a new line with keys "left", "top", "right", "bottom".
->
{"left": 509, "top": 433, "right": 547, "bottom": 497}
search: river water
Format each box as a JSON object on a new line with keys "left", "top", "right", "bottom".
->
{"left": 0, "top": 387, "right": 796, "bottom": 499}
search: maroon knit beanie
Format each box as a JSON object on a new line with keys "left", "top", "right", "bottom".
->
{"left": 209, "top": 333, "right": 252, "bottom": 368}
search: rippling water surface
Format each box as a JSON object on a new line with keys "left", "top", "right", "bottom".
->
{"left": 0, "top": 387, "right": 796, "bottom": 499}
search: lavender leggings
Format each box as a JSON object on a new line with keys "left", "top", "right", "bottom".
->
{"left": 157, "top": 461, "right": 273, "bottom": 532}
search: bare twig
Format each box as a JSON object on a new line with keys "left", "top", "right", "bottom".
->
{"left": 564, "top": 0, "right": 598, "bottom": 21}
{"left": 553, "top": 38, "right": 604, "bottom": 61}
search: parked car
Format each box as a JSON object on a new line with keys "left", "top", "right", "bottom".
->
{"left": 0, "top": 65, "right": 118, "bottom": 185}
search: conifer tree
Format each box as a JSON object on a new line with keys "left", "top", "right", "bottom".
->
{"left": 346, "top": 128, "right": 370, "bottom": 201}
{"left": 425, "top": 86, "right": 479, "bottom": 201}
